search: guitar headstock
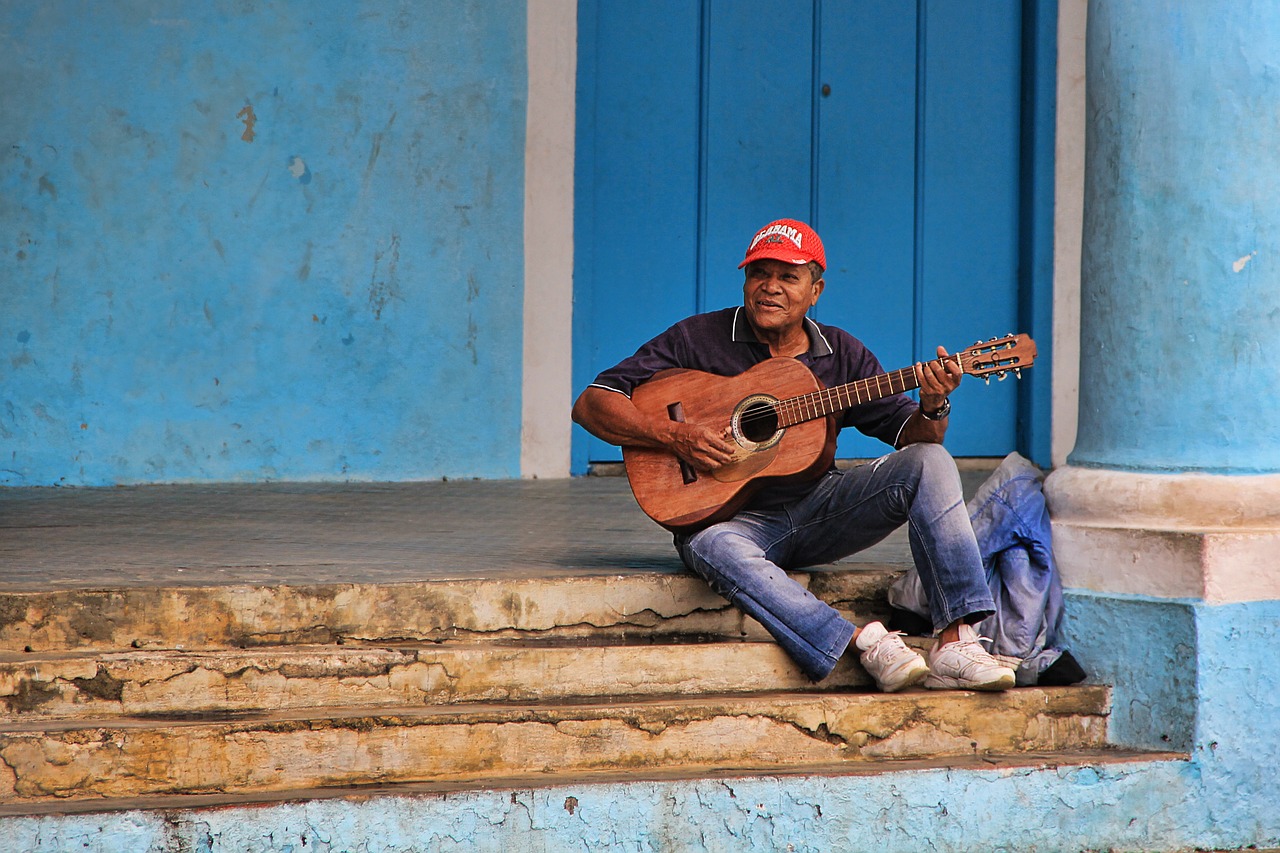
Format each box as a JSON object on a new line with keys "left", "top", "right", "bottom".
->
{"left": 957, "top": 334, "right": 1036, "bottom": 383}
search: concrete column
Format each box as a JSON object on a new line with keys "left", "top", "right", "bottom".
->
{"left": 1046, "top": 4, "right": 1280, "bottom": 846}
{"left": 1047, "top": 0, "right": 1280, "bottom": 605}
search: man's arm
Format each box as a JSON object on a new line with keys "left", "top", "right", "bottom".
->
{"left": 897, "top": 345, "right": 962, "bottom": 447}
{"left": 572, "top": 386, "right": 738, "bottom": 471}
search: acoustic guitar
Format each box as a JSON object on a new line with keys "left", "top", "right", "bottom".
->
{"left": 622, "top": 334, "right": 1037, "bottom": 533}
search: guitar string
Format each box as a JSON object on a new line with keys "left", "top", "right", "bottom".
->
{"left": 735, "top": 370, "right": 920, "bottom": 431}
{"left": 730, "top": 345, "right": 1022, "bottom": 430}
{"left": 733, "top": 354, "right": 982, "bottom": 430}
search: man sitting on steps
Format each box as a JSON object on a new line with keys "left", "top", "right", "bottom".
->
{"left": 572, "top": 218, "right": 1016, "bottom": 693}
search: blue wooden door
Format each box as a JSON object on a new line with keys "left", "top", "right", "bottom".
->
{"left": 573, "top": 0, "right": 1044, "bottom": 471}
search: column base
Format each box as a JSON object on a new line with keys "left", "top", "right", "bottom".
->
{"left": 1044, "top": 465, "right": 1280, "bottom": 603}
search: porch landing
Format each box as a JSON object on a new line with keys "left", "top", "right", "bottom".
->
{"left": 1, "top": 467, "right": 951, "bottom": 593}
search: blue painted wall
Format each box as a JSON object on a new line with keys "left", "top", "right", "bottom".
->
{"left": 1, "top": 1, "right": 527, "bottom": 486}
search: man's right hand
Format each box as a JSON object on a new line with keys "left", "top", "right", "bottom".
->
{"left": 572, "top": 386, "right": 738, "bottom": 472}
{"left": 664, "top": 420, "right": 738, "bottom": 472}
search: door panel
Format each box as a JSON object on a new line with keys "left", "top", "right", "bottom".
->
{"left": 816, "top": 0, "right": 919, "bottom": 459}
{"left": 919, "top": 0, "right": 1023, "bottom": 453}
{"left": 572, "top": 1, "right": 704, "bottom": 468}
{"left": 700, "top": 0, "right": 814, "bottom": 313}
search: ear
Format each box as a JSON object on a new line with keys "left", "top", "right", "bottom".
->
{"left": 810, "top": 277, "right": 825, "bottom": 307}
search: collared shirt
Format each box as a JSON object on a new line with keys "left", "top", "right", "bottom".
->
{"left": 588, "top": 307, "right": 917, "bottom": 505}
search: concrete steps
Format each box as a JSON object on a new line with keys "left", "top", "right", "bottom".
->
{"left": 0, "top": 570, "right": 897, "bottom": 653}
{"left": 0, "top": 689, "right": 1111, "bottom": 803}
{"left": 0, "top": 641, "right": 872, "bottom": 719}
{"left": 0, "top": 567, "right": 1136, "bottom": 812}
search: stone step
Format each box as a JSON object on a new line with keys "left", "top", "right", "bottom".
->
{"left": 0, "top": 568, "right": 901, "bottom": 653}
{"left": 0, "top": 640, "right": 875, "bottom": 721}
{"left": 0, "top": 747, "right": 1184, "bottom": 820}
{"left": 0, "top": 686, "right": 1112, "bottom": 805}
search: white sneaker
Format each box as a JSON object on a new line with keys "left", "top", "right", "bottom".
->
{"left": 855, "top": 621, "right": 930, "bottom": 693}
{"left": 924, "top": 624, "right": 1016, "bottom": 692}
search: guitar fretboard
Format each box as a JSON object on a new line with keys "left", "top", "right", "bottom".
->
{"left": 775, "top": 358, "right": 959, "bottom": 428}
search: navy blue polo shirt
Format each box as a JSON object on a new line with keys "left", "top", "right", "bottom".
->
{"left": 589, "top": 305, "right": 917, "bottom": 462}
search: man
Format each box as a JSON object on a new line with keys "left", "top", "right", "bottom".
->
{"left": 572, "top": 218, "right": 1015, "bottom": 693}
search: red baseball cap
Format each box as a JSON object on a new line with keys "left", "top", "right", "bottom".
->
{"left": 739, "top": 218, "right": 826, "bottom": 270}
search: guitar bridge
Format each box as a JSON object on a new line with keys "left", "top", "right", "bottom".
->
{"left": 667, "top": 402, "right": 698, "bottom": 485}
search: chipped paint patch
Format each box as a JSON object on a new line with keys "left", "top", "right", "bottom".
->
{"left": 237, "top": 104, "right": 257, "bottom": 142}
{"left": 288, "top": 155, "right": 311, "bottom": 184}
{"left": 1232, "top": 251, "right": 1257, "bottom": 272}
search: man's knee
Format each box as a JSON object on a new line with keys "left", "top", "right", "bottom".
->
{"left": 896, "top": 441, "right": 956, "bottom": 474}
{"left": 894, "top": 442, "right": 963, "bottom": 496}
{"left": 683, "top": 524, "right": 756, "bottom": 571}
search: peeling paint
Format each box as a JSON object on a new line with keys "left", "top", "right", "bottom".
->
{"left": 288, "top": 155, "right": 311, "bottom": 184}
{"left": 1232, "top": 250, "right": 1257, "bottom": 273}
{"left": 237, "top": 104, "right": 257, "bottom": 142}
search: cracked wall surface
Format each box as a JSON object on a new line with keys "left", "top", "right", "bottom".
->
{"left": 0, "top": 758, "right": 1202, "bottom": 852}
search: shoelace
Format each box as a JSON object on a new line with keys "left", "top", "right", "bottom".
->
{"left": 943, "top": 634, "right": 1009, "bottom": 670}
{"left": 866, "top": 631, "right": 913, "bottom": 664}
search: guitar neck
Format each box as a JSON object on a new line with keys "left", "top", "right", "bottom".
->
{"left": 775, "top": 358, "right": 952, "bottom": 428}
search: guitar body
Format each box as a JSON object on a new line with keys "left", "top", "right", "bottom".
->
{"left": 623, "top": 358, "right": 837, "bottom": 533}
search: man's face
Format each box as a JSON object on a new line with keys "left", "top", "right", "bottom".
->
{"left": 742, "top": 259, "right": 824, "bottom": 337}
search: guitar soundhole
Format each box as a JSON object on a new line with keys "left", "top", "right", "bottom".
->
{"left": 740, "top": 401, "right": 778, "bottom": 442}
{"left": 732, "top": 395, "right": 784, "bottom": 451}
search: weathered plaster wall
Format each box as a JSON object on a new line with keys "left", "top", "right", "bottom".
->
{"left": 0, "top": 759, "right": 1200, "bottom": 853}
{"left": 1062, "top": 593, "right": 1280, "bottom": 851}
{"left": 1, "top": 1, "right": 527, "bottom": 485}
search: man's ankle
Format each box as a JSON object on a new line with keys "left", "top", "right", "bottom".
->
{"left": 937, "top": 620, "right": 963, "bottom": 647}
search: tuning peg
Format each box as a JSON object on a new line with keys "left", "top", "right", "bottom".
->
{"left": 1014, "top": 369, "right": 1022, "bottom": 379}
{"left": 984, "top": 376, "right": 991, "bottom": 385}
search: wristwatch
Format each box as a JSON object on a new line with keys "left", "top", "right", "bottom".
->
{"left": 920, "top": 398, "right": 951, "bottom": 421}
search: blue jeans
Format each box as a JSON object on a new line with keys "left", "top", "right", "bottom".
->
{"left": 676, "top": 443, "right": 996, "bottom": 681}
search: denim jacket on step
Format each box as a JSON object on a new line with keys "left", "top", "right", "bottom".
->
{"left": 888, "top": 451, "right": 1068, "bottom": 686}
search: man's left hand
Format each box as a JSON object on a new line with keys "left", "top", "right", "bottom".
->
{"left": 916, "top": 344, "right": 961, "bottom": 414}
